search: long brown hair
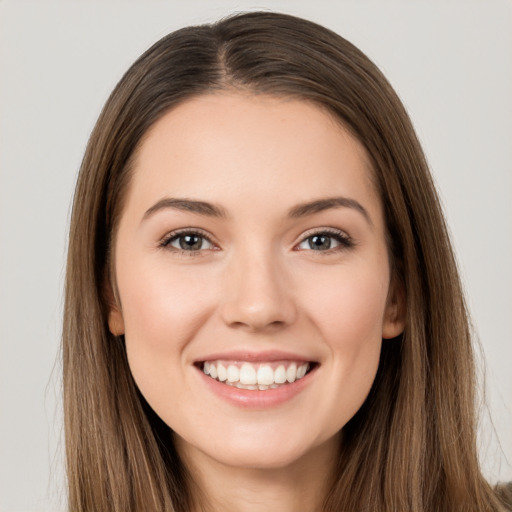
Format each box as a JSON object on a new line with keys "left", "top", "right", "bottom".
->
{"left": 63, "top": 11, "right": 511, "bottom": 511}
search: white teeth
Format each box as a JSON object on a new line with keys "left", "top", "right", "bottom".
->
{"left": 235, "top": 382, "right": 258, "bottom": 390}
{"left": 239, "top": 363, "right": 257, "bottom": 385}
{"left": 274, "top": 365, "right": 286, "bottom": 384}
{"left": 286, "top": 363, "right": 297, "bottom": 383}
{"left": 226, "top": 364, "right": 240, "bottom": 383}
{"left": 257, "top": 365, "right": 274, "bottom": 386}
{"left": 296, "top": 364, "right": 307, "bottom": 379}
{"left": 217, "top": 363, "right": 227, "bottom": 381}
{"left": 202, "top": 361, "right": 311, "bottom": 389}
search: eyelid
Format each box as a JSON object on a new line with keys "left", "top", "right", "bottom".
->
{"left": 293, "top": 227, "right": 353, "bottom": 252}
{"left": 157, "top": 226, "right": 353, "bottom": 254}
{"left": 297, "top": 226, "right": 349, "bottom": 239}
{"left": 159, "top": 227, "right": 219, "bottom": 252}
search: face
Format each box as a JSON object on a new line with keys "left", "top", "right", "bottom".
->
{"left": 109, "top": 92, "right": 404, "bottom": 472}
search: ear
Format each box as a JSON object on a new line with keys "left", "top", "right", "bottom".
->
{"left": 382, "top": 279, "right": 406, "bottom": 339}
{"left": 108, "top": 304, "right": 125, "bottom": 336}
{"left": 104, "top": 278, "right": 125, "bottom": 336}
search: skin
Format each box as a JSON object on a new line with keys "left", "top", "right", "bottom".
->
{"left": 108, "top": 92, "right": 405, "bottom": 512}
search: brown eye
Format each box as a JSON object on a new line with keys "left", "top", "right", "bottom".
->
{"left": 163, "top": 231, "right": 214, "bottom": 252}
{"left": 297, "top": 230, "right": 353, "bottom": 252}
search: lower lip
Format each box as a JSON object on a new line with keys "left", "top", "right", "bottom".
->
{"left": 196, "top": 365, "right": 317, "bottom": 409}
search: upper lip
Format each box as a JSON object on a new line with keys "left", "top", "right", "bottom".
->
{"left": 195, "top": 349, "right": 316, "bottom": 364}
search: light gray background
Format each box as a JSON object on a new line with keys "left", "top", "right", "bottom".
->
{"left": 1, "top": 1, "right": 511, "bottom": 510}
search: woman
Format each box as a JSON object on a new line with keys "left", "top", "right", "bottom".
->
{"left": 63, "top": 11, "right": 511, "bottom": 511}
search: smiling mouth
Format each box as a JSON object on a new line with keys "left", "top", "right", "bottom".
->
{"left": 198, "top": 360, "right": 316, "bottom": 390}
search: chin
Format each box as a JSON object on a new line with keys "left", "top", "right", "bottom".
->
{"left": 181, "top": 426, "right": 339, "bottom": 473}
{"left": 213, "top": 444, "right": 306, "bottom": 471}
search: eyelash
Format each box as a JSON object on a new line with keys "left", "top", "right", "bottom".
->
{"left": 159, "top": 228, "right": 216, "bottom": 256}
{"left": 158, "top": 228, "right": 354, "bottom": 256}
{"left": 296, "top": 228, "right": 354, "bottom": 254}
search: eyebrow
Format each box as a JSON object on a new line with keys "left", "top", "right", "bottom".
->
{"left": 142, "top": 196, "right": 372, "bottom": 226}
{"left": 287, "top": 197, "right": 373, "bottom": 226}
{"left": 143, "top": 198, "right": 228, "bottom": 220}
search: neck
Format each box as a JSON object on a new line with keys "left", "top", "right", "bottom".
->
{"left": 176, "top": 435, "right": 340, "bottom": 512}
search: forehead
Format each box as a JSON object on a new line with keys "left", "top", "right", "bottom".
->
{"left": 125, "top": 92, "right": 381, "bottom": 224}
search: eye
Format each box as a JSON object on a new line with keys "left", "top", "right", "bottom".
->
{"left": 160, "top": 230, "right": 215, "bottom": 252}
{"left": 296, "top": 229, "right": 353, "bottom": 252}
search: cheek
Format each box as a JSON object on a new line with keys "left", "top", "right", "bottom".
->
{"left": 304, "top": 263, "right": 389, "bottom": 345}
{"left": 300, "top": 263, "right": 388, "bottom": 400}
{"left": 116, "top": 258, "right": 217, "bottom": 383}
{"left": 120, "top": 257, "right": 213, "bottom": 335}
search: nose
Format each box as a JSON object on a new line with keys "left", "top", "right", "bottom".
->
{"left": 219, "top": 249, "right": 297, "bottom": 332}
